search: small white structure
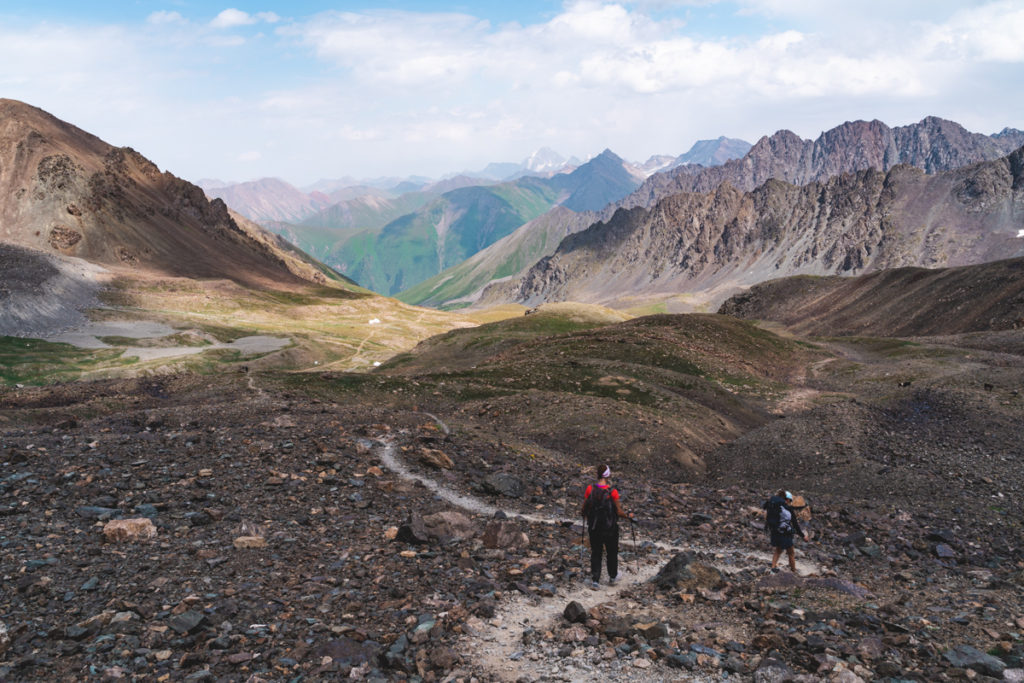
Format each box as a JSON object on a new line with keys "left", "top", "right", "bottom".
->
{"left": 368, "top": 318, "right": 381, "bottom": 325}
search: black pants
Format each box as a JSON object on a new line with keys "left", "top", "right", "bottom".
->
{"left": 589, "top": 525, "right": 619, "bottom": 581}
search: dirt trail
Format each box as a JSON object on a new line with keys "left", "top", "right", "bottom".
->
{"left": 371, "top": 413, "right": 823, "bottom": 682}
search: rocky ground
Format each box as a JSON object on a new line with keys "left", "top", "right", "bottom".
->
{"left": 0, "top": 244, "right": 105, "bottom": 338}
{"left": 2, "top": 322, "right": 1023, "bottom": 682}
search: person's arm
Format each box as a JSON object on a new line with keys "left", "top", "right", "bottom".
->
{"left": 581, "top": 485, "right": 591, "bottom": 518}
{"left": 791, "top": 509, "right": 807, "bottom": 539}
{"left": 613, "top": 493, "right": 633, "bottom": 519}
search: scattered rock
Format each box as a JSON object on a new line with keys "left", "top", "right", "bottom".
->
{"left": 233, "top": 536, "right": 267, "bottom": 549}
{"left": 481, "top": 520, "right": 529, "bottom": 549}
{"left": 102, "top": 518, "right": 157, "bottom": 543}
{"left": 943, "top": 644, "right": 1007, "bottom": 677}
{"left": 482, "top": 473, "right": 524, "bottom": 498}
{"left": 167, "top": 610, "right": 206, "bottom": 635}
{"left": 563, "top": 601, "right": 587, "bottom": 624}
{"left": 418, "top": 448, "right": 454, "bottom": 469}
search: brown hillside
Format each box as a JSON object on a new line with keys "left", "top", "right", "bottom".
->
{"left": 718, "top": 257, "right": 1024, "bottom": 337}
{"left": 0, "top": 99, "right": 334, "bottom": 289}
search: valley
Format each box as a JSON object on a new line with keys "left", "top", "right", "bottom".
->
{"left": 1, "top": 98, "right": 1023, "bottom": 682}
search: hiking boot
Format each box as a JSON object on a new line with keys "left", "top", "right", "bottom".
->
{"left": 608, "top": 575, "right": 620, "bottom": 585}
{"left": 587, "top": 579, "right": 600, "bottom": 590}
{"left": 770, "top": 567, "right": 780, "bottom": 574}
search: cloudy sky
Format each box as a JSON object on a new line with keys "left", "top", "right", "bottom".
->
{"left": 2, "top": 1, "right": 1022, "bottom": 187}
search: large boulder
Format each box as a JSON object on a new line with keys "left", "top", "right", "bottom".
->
{"left": 482, "top": 473, "right": 524, "bottom": 498}
{"left": 421, "top": 511, "right": 477, "bottom": 542}
{"left": 482, "top": 520, "right": 530, "bottom": 549}
{"left": 653, "top": 552, "right": 725, "bottom": 592}
{"left": 397, "top": 511, "right": 478, "bottom": 545}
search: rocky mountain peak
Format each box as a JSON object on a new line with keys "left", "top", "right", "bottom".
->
{"left": 0, "top": 99, "right": 333, "bottom": 288}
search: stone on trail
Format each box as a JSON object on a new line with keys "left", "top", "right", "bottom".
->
{"left": 418, "top": 448, "right": 453, "bottom": 469}
{"left": 102, "top": 518, "right": 157, "bottom": 542}
{"left": 934, "top": 543, "right": 956, "bottom": 559}
{"left": 233, "top": 535, "right": 267, "bottom": 549}
{"left": 563, "top": 601, "right": 587, "bottom": 624}
{"left": 0, "top": 621, "right": 8, "bottom": 655}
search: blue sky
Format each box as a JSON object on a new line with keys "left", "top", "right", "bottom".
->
{"left": 2, "top": 1, "right": 1022, "bottom": 187}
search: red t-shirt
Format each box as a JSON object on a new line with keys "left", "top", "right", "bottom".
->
{"left": 584, "top": 483, "right": 619, "bottom": 501}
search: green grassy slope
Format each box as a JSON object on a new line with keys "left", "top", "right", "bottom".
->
{"left": 396, "top": 207, "right": 585, "bottom": 308}
{"left": 331, "top": 180, "right": 562, "bottom": 295}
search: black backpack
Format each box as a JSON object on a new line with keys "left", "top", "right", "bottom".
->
{"left": 585, "top": 486, "right": 617, "bottom": 532}
{"left": 765, "top": 498, "right": 794, "bottom": 536}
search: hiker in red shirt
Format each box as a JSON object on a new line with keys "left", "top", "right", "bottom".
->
{"left": 581, "top": 464, "right": 632, "bottom": 588}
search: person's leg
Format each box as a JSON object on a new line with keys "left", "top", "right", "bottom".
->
{"left": 787, "top": 547, "right": 797, "bottom": 572}
{"left": 589, "top": 529, "right": 603, "bottom": 581}
{"left": 771, "top": 547, "right": 782, "bottom": 569}
{"left": 606, "top": 527, "right": 619, "bottom": 581}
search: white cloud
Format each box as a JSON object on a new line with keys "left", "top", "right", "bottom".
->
{"left": 210, "top": 8, "right": 280, "bottom": 29}
{"left": 147, "top": 11, "right": 185, "bottom": 25}
{"left": 922, "top": 1, "right": 1024, "bottom": 62}
{"left": 288, "top": 3, "right": 938, "bottom": 100}
{"left": 3, "top": 1, "right": 1023, "bottom": 184}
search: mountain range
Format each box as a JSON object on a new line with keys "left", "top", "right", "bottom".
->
{"left": 474, "top": 117, "right": 1024, "bottom": 310}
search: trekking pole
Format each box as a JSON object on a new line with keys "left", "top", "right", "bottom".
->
{"left": 580, "top": 519, "right": 585, "bottom": 569}
{"left": 629, "top": 516, "right": 639, "bottom": 575}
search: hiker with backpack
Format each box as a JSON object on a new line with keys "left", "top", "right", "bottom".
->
{"left": 582, "top": 465, "right": 633, "bottom": 588}
{"left": 763, "top": 490, "right": 808, "bottom": 573}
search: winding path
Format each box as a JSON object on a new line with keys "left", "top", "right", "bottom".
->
{"left": 370, "top": 412, "right": 824, "bottom": 682}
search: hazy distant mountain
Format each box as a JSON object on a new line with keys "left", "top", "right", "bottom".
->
{"left": 0, "top": 99, "right": 348, "bottom": 304}
{"left": 475, "top": 147, "right": 580, "bottom": 181}
{"left": 302, "top": 175, "right": 433, "bottom": 196}
{"left": 200, "top": 177, "right": 333, "bottom": 223}
{"left": 503, "top": 144, "right": 1024, "bottom": 309}
{"left": 674, "top": 136, "right": 752, "bottom": 167}
{"left": 636, "top": 155, "right": 677, "bottom": 176}
{"left": 524, "top": 147, "right": 568, "bottom": 173}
